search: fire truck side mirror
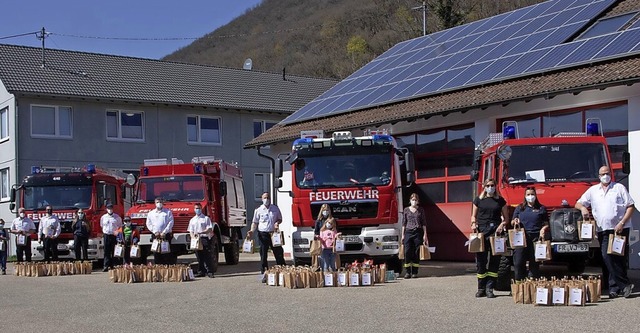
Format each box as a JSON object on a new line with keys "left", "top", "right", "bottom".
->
{"left": 275, "top": 159, "right": 283, "bottom": 178}
{"left": 275, "top": 178, "right": 283, "bottom": 189}
{"left": 471, "top": 170, "right": 479, "bottom": 181}
{"left": 404, "top": 151, "right": 415, "bottom": 184}
{"left": 10, "top": 187, "right": 16, "bottom": 203}
{"left": 622, "top": 151, "right": 631, "bottom": 174}
{"left": 220, "top": 181, "right": 227, "bottom": 197}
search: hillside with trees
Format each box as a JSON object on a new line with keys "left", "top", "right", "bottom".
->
{"left": 164, "top": 0, "right": 544, "bottom": 80}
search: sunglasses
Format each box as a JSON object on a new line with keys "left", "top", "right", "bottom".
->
{"left": 485, "top": 185, "right": 495, "bottom": 188}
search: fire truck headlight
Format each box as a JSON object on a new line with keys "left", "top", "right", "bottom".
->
{"left": 382, "top": 235, "right": 399, "bottom": 242}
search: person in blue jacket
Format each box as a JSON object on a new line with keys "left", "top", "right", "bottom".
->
{"left": 511, "top": 187, "right": 548, "bottom": 281}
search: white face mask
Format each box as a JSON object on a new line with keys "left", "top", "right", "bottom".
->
{"left": 410, "top": 200, "right": 418, "bottom": 207}
{"left": 322, "top": 211, "right": 328, "bottom": 217}
{"left": 326, "top": 222, "right": 332, "bottom": 229}
{"left": 525, "top": 195, "right": 536, "bottom": 203}
{"left": 125, "top": 222, "right": 131, "bottom": 227}
{"left": 485, "top": 186, "right": 495, "bottom": 195}
{"left": 155, "top": 202, "right": 163, "bottom": 209}
{"left": 19, "top": 212, "right": 25, "bottom": 218}
{"left": 107, "top": 209, "right": 113, "bottom": 215}
{"left": 600, "top": 174, "right": 611, "bottom": 184}
{"left": 262, "top": 198, "right": 270, "bottom": 206}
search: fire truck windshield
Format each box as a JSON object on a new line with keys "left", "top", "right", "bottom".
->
{"left": 23, "top": 186, "right": 92, "bottom": 210}
{"left": 136, "top": 175, "right": 205, "bottom": 203}
{"left": 294, "top": 149, "right": 392, "bottom": 189}
{"left": 507, "top": 143, "right": 608, "bottom": 183}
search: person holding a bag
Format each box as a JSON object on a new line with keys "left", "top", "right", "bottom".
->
{"left": 247, "top": 192, "right": 286, "bottom": 282}
{"left": 511, "top": 187, "right": 548, "bottom": 281}
{"left": 10, "top": 207, "right": 36, "bottom": 262}
{"left": 38, "top": 205, "right": 61, "bottom": 262}
{"left": 188, "top": 203, "right": 215, "bottom": 278}
{"left": 100, "top": 203, "right": 122, "bottom": 271}
{"left": 401, "top": 193, "right": 428, "bottom": 279}
{"left": 319, "top": 217, "right": 341, "bottom": 272}
{"left": 576, "top": 165, "right": 635, "bottom": 299}
{"left": 72, "top": 208, "right": 91, "bottom": 261}
{"left": 0, "top": 219, "right": 7, "bottom": 275}
{"left": 146, "top": 197, "right": 175, "bottom": 265}
{"left": 116, "top": 216, "right": 140, "bottom": 265}
{"left": 314, "top": 204, "right": 335, "bottom": 268}
{"left": 471, "top": 178, "right": 509, "bottom": 298}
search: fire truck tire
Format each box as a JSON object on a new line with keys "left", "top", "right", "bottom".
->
{"left": 211, "top": 237, "right": 219, "bottom": 273}
{"left": 496, "top": 256, "right": 513, "bottom": 292}
{"left": 224, "top": 241, "right": 240, "bottom": 265}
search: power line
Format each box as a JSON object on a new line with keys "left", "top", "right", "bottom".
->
{"left": 0, "top": 31, "right": 40, "bottom": 40}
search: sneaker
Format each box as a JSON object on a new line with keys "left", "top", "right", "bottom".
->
{"left": 475, "top": 289, "right": 486, "bottom": 298}
{"left": 486, "top": 289, "right": 496, "bottom": 298}
{"left": 623, "top": 284, "right": 634, "bottom": 298}
{"left": 207, "top": 273, "right": 215, "bottom": 278}
{"left": 404, "top": 273, "right": 412, "bottom": 279}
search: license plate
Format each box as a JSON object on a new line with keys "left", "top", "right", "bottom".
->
{"left": 343, "top": 236, "right": 361, "bottom": 243}
{"left": 57, "top": 244, "right": 67, "bottom": 251}
{"left": 555, "top": 243, "right": 589, "bottom": 253}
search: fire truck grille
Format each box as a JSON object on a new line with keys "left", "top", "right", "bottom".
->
{"left": 172, "top": 216, "right": 191, "bottom": 233}
{"left": 311, "top": 202, "right": 378, "bottom": 219}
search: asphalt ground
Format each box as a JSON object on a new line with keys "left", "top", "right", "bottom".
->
{"left": 1, "top": 254, "right": 640, "bottom": 333}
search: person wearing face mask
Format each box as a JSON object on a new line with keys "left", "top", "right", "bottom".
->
{"left": 471, "top": 179, "right": 509, "bottom": 298}
{"left": 38, "top": 205, "right": 61, "bottom": 262}
{"left": 576, "top": 165, "right": 635, "bottom": 299}
{"left": 100, "top": 203, "right": 122, "bottom": 271}
{"left": 10, "top": 207, "right": 36, "bottom": 262}
{"left": 0, "top": 219, "right": 7, "bottom": 275}
{"left": 146, "top": 197, "right": 175, "bottom": 265}
{"left": 314, "top": 204, "right": 335, "bottom": 268}
{"left": 248, "top": 192, "right": 286, "bottom": 282}
{"left": 319, "top": 217, "right": 342, "bottom": 272}
{"left": 188, "top": 203, "right": 215, "bottom": 278}
{"left": 72, "top": 208, "right": 91, "bottom": 261}
{"left": 511, "top": 187, "right": 548, "bottom": 281}
{"left": 116, "top": 216, "right": 140, "bottom": 265}
{"left": 401, "top": 193, "right": 428, "bottom": 279}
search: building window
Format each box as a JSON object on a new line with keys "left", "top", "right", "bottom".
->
{"left": 0, "top": 107, "right": 8, "bottom": 141}
{"left": 0, "top": 168, "right": 8, "bottom": 201}
{"left": 187, "top": 115, "right": 221, "bottom": 145}
{"left": 106, "top": 110, "right": 144, "bottom": 141}
{"left": 254, "top": 173, "right": 270, "bottom": 200}
{"left": 31, "top": 105, "right": 72, "bottom": 138}
{"left": 253, "top": 120, "right": 277, "bottom": 138}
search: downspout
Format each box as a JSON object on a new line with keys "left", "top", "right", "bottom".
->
{"left": 13, "top": 95, "right": 18, "bottom": 211}
{"left": 256, "top": 146, "right": 277, "bottom": 205}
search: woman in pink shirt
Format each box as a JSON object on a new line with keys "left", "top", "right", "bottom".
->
{"left": 319, "top": 217, "right": 341, "bottom": 272}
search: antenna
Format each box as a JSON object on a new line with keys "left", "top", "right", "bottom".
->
{"left": 412, "top": 1, "right": 427, "bottom": 36}
{"left": 243, "top": 58, "right": 253, "bottom": 70}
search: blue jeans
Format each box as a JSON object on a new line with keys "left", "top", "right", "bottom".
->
{"left": 321, "top": 249, "right": 336, "bottom": 271}
{"left": 0, "top": 249, "right": 6, "bottom": 271}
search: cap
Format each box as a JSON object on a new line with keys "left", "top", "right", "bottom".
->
{"left": 123, "top": 216, "right": 131, "bottom": 221}
{"left": 106, "top": 203, "right": 114, "bottom": 208}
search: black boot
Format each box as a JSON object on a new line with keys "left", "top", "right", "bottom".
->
{"left": 411, "top": 265, "right": 418, "bottom": 278}
{"left": 486, "top": 288, "right": 496, "bottom": 298}
{"left": 475, "top": 289, "right": 486, "bottom": 297}
{"left": 404, "top": 265, "right": 411, "bottom": 279}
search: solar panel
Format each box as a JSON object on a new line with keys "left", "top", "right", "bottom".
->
{"left": 282, "top": 0, "right": 620, "bottom": 125}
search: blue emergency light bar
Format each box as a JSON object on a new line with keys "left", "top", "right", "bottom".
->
{"left": 586, "top": 122, "right": 600, "bottom": 136}
{"left": 86, "top": 164, "right": 96, "bottom": 174}
{"left": 503, "top": 125, "right": 516, "bottom": 139}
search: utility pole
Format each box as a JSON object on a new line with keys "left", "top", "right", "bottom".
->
{"left": 412, "top": 1, "right": 427, "bottom": 36}
{"left": 36, "top": 27, "right": 48, "bottom": 68}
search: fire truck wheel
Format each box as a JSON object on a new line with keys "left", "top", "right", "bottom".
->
{"left": 223, "top": 235, "right": 240, "bottom": 265}
{"left": 211, "top": 237, "right": 219, "bottom": 273}
{"left": 495, "top": 256, "right": 513, "bottom": 292}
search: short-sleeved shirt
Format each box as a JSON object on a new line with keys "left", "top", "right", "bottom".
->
{"left": 188, "top": 214, "right": 213, "bottom": 239}
{"left": 39, "top": 215, "right": 61, "bottom": 238}
{"left": 11, "top": 217, "right": 36, "bottom": 233}
{"left": 473, "top": 196, "right": 506, "bottom": 227}
{"left": 146, "top": 208, "right": 174, "bottom": 235}
{"left": 577, "top": 182, "right": 634, "bottom": 231}
{"left": 252, "top": 204, "right": 282, "bottom": 232}
{"left": 402, "top": 207, "right": 427, "bottom": 231}
{"left": 512, "top": 205, "right": 547, "bottom": 233}
{"left": 100, "top": 213, "right": 122, "bottom": 235}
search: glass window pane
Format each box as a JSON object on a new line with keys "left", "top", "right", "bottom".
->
{"left": 395, "top": 134, "right": 416, "bottom": 152}
{"left": 586, "top": 104, "right": 627, "bottom": 133}
{"left": 200, "top": 117, "right": 220, "bottom": 143}
{"left": 418, "top": 182, "right": 445, "bottom": 204}
{"left": 417, "top": 158, "right": 445, "bottom": 178}
{"left": 32, "top": 106, "right": 55, "bottom": 135}
{"left": 59, "top": 107, "right": 72, "bottom": 136}
{"left": 106, "top": 111, "right": 118, "bottom": 138}
{"left": 1, "top": 169, "right": 8, "bottom": 198}
{"left": 448, "top": 180, "right": 472, "bottom": 203}
{"left": 447, "top": 126, "right": 475, "bottom": 150}
{"left": 448, "top": 153, "right": 473, "bottom": 176}
{"left": 187, "top": 117, "right": 198, "bottom": 142}
{"left": 253, "top": 121, "right": 262, "bottom": 138}
{"left": 543, "top": 111, "right": 581, "bottom": 136}
{"left": 121, "top": 113, "right": 143, "bottom": 139}
{"left": 417, "top": 131, "right": 446, "bottom": 153}
{"left": 1, "top": 108, "right": 7, "bottom": 139}
{"left": 511, "top": 116, "right": 541, "bottom": 138}
{"left": 606, "top": 136, "right": 628, "bottom": 164}
{"left": 266, "top": 122, "right": 277, "bottom": 131}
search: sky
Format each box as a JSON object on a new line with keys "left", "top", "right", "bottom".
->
{"left": 0, "top": 0, "right": 263, "bottom": 59}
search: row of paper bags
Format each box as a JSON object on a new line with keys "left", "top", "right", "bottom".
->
{"left": 265, "top": 264, "right": 389, "bottom": 288}
{"left": 109, "top": 264, "right": 194, "bottom": 283}
{"left": 14, "top": 261, "right": 93, "bottom": 277}
{"left": 468, "top": 230, "right": 552, "bottom": 260}
{"left": 511, "top": 276, "right": 601, "bottom": 306}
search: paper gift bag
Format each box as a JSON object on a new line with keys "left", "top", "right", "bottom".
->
{"left": 151, "top": 239, "right": 161, "bottom": 253}
{"left": 508, "top": 228, "right": 526, "bottom": 248}
{"left": 398, "top": 243, "right": 405, "bottom": 259}
{"left": 419, "top": 245, "right": 431, "bottom": 260}
{"left": 278, "top": 271, "right": 285, "bottom": 286}
{"left": 311, "top": 255, "right": 320, "bottom": 268}
{"left": 361, "top": 271, "right": 373, "bottom": 286}
{"left": 190, "top": 236, "right": 203, "bottom": 251}
{"left": 552, "top": 286, "right": 567, "bottom": 306}
{"left": 335, "top": 254, "right": 341, "bottom": 269}
{"left": 468, "top": 232, "right": 484, "bottom": 253}
{"left": 130, "top": 245, "right": 141, "bottom": 258}
{"left": 535, "top": 286, "right": 550, "bottom": 306}
{"left": 267, "top": 272, "right": 278, "bottom": 286}
{"left": 579, "top": 220, "right": 595, "bottom": 240}
{"left": 160, "top": 241, "right": 171, "bottom": 254}
{"left": 534, "top": 241, "right": 552, "bottom": 261}
{"left": 586, "top": 277, "right": 601, "bottom": 303}
{"left": 242, "top": 237, "right": 254, "bottom": 253}
{"left": 114, "top": 244, "right": 124, "bottom": 258}
{"left": 324, "top": 272, "right": 336, "bottom": 287}
{"left": 607, "top": 234, "right": 626, "bottom": 256}
{"left": 569, "top": 286, "right": 586, "bottom": 306}
{"left": 349, "top": 271, "right": 360, "bottom": 286}
{"left": 309, "top": 240, "right": 322, "bottom": 256}
{"left": 378, "top": 264, "right": 387, "bottom": 283}
{"left": 271, "top": 231, "right": 284, "bottom": 247}
{"left": 490, "top": 234, "right": 507, "bottom": 256}
{"left": 17, "top": 234, "right": 26, "bottom": 246}
{"left": 337, "top": 270, "right": 349, "bottom": 287}
{"left": 511, "top": 280, "right": 524, "bottom": 304}
{"left": 334, "top": 238, "right": 345, "bottom": 252}
{"left": 0, "top": 240, "right": 5, "bottom": 252}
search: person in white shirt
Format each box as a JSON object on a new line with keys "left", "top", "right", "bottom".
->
{"left": 576, "top": 165, "right": 635, "bottom": 299}
{"left": 100, "top": 203, "right": 122, "bottom": 271}
{"left": 146, "top": 197, "right": 175, "bottom": 265}
{"left": 188, "top": 203, "right": 215, "bottom": 278}
{"left": 247, "top": 192, "right": 286, "bottom": 281}
{"left": 38, "top": 205, "right": 61, "bottom": 262}
{"left": 10, "top": 207, "right": 36, "bottom": 262}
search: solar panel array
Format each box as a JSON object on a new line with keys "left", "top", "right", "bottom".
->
{"left": 283, "top": 0, "right": 639, "bottom": 125}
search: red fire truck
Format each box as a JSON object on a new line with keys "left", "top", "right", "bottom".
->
{"left": 275, "top": 130, "right": 415, "bottom": 270}
{"left": 9, "top": 164, "right": 132, "bottom": 260}
{"left": 126, "top": 157, "right": 246, "bottom": 270}
{"left": 472, "top": 119, "right": 629, "bottom": 286}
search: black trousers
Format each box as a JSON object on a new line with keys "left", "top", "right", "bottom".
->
{"left": 152, "top": 234, "right": 176, "bottom": 265}
{"left": 43, "top": 237, "right": 58, "bottom": 262}
{"left": 476, "top": 236, "right": 499, "bottom": 290}
{"left": 74, "top": 235, "right": 89, "bottom": 260}
{"left": 404, "top": 228, "right": 424, "bottom": 274}
{"left": 16, "top": 236, "right": 32, "bottom": 262}
{"left": 258, "top": 231, "right": 285, "bottom": 273}
{"left": 513, "top": 232, "right": 541, "bottom": 281}
{"left": 103, "top": 234, "right": 117, "bottom": 268}
{"left": 195, "top": 237, "right": 215, "bottom": 275}
{"left": 598, "top": 228, "right": 631, "bottom": 294}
